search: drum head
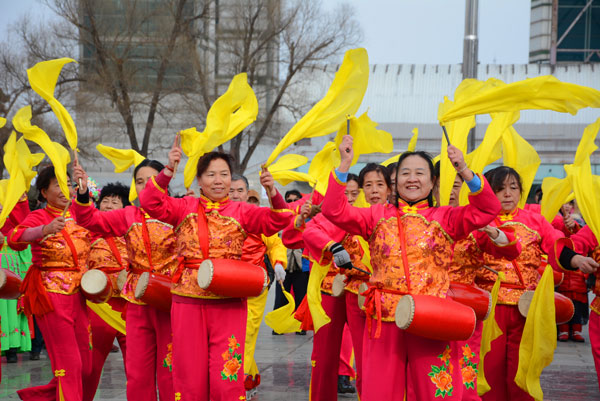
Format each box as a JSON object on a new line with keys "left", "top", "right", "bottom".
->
{"left": 117, "top": 270, "right": 127, "bottom": 291}
{"left": 517, "top": 290, "right": 535, "bottom": 318}
{"left": 134, "top": 272, "right": 150, "bottom": 299}
{"left": 331, "top": 274, "right": 346, "bottom": 297}
{"left": 482, "top": 290, "right": 492, "bottom": 321}
{"left": 357, "top": 282, "right": 369, "bottom": 309}
{"left": 81, "top": 270, "right": 108, "bottom": 295}
{"left": 197, "top": 260, "right": 214, "bottom": 289}
{"left": 0, "top": 269, "right": 6, "bottom": 289}
{"left": 395, "top": 295, "right": 415, "bottom": 330}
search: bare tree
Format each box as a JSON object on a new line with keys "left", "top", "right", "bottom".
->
{"left": 182, "top": 0, "right": 362, "bottom": 173}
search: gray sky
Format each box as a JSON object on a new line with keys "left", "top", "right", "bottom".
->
{"left": 0, "top": 0, "right": 531, "bottom": 65}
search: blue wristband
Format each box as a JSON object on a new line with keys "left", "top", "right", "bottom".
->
{"left": 465, "top": 174, "right": 482, "bottom": 192}
{"left": 335, "top": 170, "right": 348, "bottom": 183}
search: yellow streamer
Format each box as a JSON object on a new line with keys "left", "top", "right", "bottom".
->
{"left": 86, "top": 300, "right": 126, "bottom": 335}
{"left": 265, "top": 48, "right": 369, "bottom": 167}
{"left": 477, "top": 271, "right": 505, "bottom": 395}
{"left": 181, "top": 73, "right": 258, "bottom": 188}
{"left": 382, "top": 127, "right": 418, "bottom": 166}
{"left": 12, "top": 106, "right": 72, "bottom": 198}
{"left": 306, "top": 261, "right": 332, "bottom": 333}
{"left": 308, "top": 142, "right": 341, "bottom": 196}
{"left": 27, "top": 58, "right": 79, "bottom": 150}
{"left": 0, "top": 117, "right": 5, "bottom": 128}
{"left": 96, "top": 144, "right": 146, "bottom": 202}
{"left": 438, "top": 75, "right": 600, "bottom": 124}
{"left": 514, "top": 266, "right": 556, "bottom": 400}
{"left": 333, "top": 112, "right": 394, "bottom": 166}
{"left": 264, "top": 282, "right": 301, "bottom": 334}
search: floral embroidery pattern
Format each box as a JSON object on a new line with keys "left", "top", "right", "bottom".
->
{"left": 459, "top": 344, "right": 478, "bottom": 389}
{"left": 163, "top": 342, "right": 173, "bottom": 372}
{"left": 428, "top": 345, "right": 454, "bottom": 398}
{"left": 88, "top": 324, "right": 93, "bottom": 350}
{"left": 174, "top": 392, "right": 181, "bottom": 401}
{"left": 221, "top": 335, "right": 242, "bottom": 382}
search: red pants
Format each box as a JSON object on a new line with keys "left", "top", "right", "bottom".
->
{"left": 310, "top": 294, "right": 347, "bottom": 401}
{"left": 454, "top": 320, "right": 483, "bottom": 400}
{"left": 17, "top": 292, "right": 92, "bottom": 401}
{"left": 125, "top": 303, "right": 173, "bottom": 401}
{"left": 83, "top": 297, "right": 127, "bottom": 401}
{"left": 589, "top": 310, "right": 600, "bottom": 391}
{"left": 481, "top": 305, "right": 532, "bottom": 401}
{"left": 338, "top": 324, "right": 355, "bottom": 377}
{"left": 171, "top": 296, "right": 247, "bottom": 401}
{"left": 345, "top": 291, "right": 365, "bottom": 394}
{"left": 362, "top": 321, "right": 463, "bottom": 401}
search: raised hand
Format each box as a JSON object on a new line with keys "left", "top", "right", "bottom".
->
{"left": 448, "top": 145, "right": 473, "bottom": 181}
{"left": 166, "top": 133, "right": 182, "bottom": 177}
{"left": 72, "top": 164, "right": 89, "bottom": 194}
{"left": 260, "top": 167, "right": 276, "bottom": 198}
{"left": 43, "top": 216, "right": 66, "bottom": 236}
{"left": 338, "top": 135, "right": 354, "bottom": 173}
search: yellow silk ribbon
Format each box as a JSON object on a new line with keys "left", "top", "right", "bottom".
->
{"left": 306, "top": 261, "right": 332, "bottom": 333}
{"left": 86, "top": 300, "right": 126, "bottom": 335}
{"left": 264, "top": 282, "right": 301, "bottom": 334}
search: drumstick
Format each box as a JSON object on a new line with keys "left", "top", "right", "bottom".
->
{"left": 442, "top": 126, "right": 459, "bottom": 167}
{"left": 72, "top": 150, "right": 83, "bottom": 188}
{"left": 349, "top": 263, "right": 371, "bottom": 275}
{"left": 62, "top": 200, "right": 72, "bottom": 217}
{"left": 172, "top": 132, "right": 181, "bottom": 179}
{"left": 261, "top": 164, "right": 274, "bottom": 208}
{"left": 483, "top": 265, "right": 500, "bottom": 275}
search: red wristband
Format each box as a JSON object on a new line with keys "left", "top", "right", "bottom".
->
{"left": 165, "top": 165, "right": 174, "bottom": 172}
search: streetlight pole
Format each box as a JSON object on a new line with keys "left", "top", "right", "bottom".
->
{"left": 463, "top": 0, "right": 479, "bottom": 151}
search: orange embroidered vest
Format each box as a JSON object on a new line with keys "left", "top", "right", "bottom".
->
{"left": 448, "top": 234, "right": 482, "bottom": 286}
{"left": 342, "top": 234, "right": 371, "bottom": 295}
{"left": 591, "top": 247, "right": 600, "bottom": 315}
{"left": 88, "top": 237, "right": 128, "bottom": 298}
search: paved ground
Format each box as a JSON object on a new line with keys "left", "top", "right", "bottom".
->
{"left": 1, "top": 286, "right": 599, "bottom": 400}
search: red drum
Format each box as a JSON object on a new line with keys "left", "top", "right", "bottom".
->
{"left": 117, "top": 269, "right": 127, "bottom": 292}
{"left": 447, "top": 282, "right": 492, "bottom": 321}
{"left": 331, "top": 274, "right": 347, "bottom": 297}
{"left": 518, "top": 290, "right": 574, "bottom": 325}
{"left": 0, "top": 268, "right": 21, "bottom": 299}
{"left": 197, "top": 259, "right": 267, "bottom": 298}
{"left": 357, "top": 282, "right": 369, "bottom": 309}
{"left": 81, "top": 270, "right": 113, "bottom": 304}
{"left": 395, "top": 294, "right": 477, "bottom": 341}
{"left": 134, "top": 272, "right": 172, "bottom": 313}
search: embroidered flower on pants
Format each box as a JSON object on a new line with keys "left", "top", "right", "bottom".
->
{"left": 163, "top": 342, "right": 173, "bottom": 372}
{"left": 221, "top": 335, "right": 242, "bottom": 382}
{"left": 428, "top": 345, "right": 454, "bottom": 398}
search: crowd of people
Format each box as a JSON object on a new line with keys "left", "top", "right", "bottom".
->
{"left": 0, "top": 131, "right": 598, "bottom": 401}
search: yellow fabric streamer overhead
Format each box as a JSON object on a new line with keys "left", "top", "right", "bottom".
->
{"left": 306, "top": 261, "right": 332, "bottom": 333}
{"left": 382, "top": 127, "right": 418, "bottom": 167}
{"left": 96, "top": 144, "right": 146, "bottom": 202}
{"left": 264, "top": 282, "right": 302, "bottom": 334}
{"left": 333, "top": 112, "right": 394, "bottom": 166}
{"left": 27, "top": 58, "right": 79, "bottom": 150}
{"left": 514, "top": 266, "right": 557, "bottom": 400}
{"left": 438, "top": 75, "right": 600, "bottom": 124}
{"left": 477, "top": 271, "right": 505, "bottom": 396}
{"left": 86, "top": 301, "right": 126, "bottom": 335}
{"left": 308, "top": 142, "right": 341, "bottom": 196}
{"left": 12, "top": 106, "right": 72, "bottom": 198}
{"left": 540, "top": 118, "right": 600, "bottom": 224}
{"left": 264, "top": 48, "right": 369, "bottom": 167}
{"left": 267, "top": 154, "right": 316, "bottom": 187}
{"left": 0, "top": 132, "right": 45, "bottom": 228}
{"left": 438, "top": 116, "right": 475, "bottom": 206}
{"left": 0, "top": 117, "right": 5, "bottom": 128}
{"left": 181, "top": 73, "right": 258, "bottom": 188}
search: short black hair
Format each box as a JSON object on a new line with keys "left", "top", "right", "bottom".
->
{"left": 394, "top": 151, "right": 436, "bottom": 207}
{"left": 134, "top": 159, "right": 165, "bottom": 179}
{"left": 484, "top": 166, "right": 523, "bottom": 195}
{"left": 231, "top": 173, "right": 249, "bottom": 190}
{"left": 97, "top": 182, "right": 131, "bottom": 208}
{"left": 196, "top": 152, "right": 233, "bottom": 177}
{"left": 284, "top": 189, "right": 302, "bottom": 202}
{"left": 36, "top": 166, "right": 71, "bottom": 203}
{"left": 358, "top": 163, "right": 391, "bottom": 189}
{"left": 347, "top": 173, "right": 359, "bottom": 185}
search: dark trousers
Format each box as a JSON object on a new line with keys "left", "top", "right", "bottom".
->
{"left": 31, "top": 316, "right": 45, "bottom": 353}
{"left": 273, "top": 270, "right": 309, "bottom": 311}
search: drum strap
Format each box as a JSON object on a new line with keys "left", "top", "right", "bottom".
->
{"left": 494, "top": 218, "right": 527, "bottom": 288}
{"left": 44, "top": 209, "right": 80, "bottom": 270}
{"left": 396, "top": 210, "right": 412, "bottom": 292}
{"left": 362, "top": 283, "right": 407, "bottom": 339}
{"left": 172, "top": 201, "right": 210, "bottom": 284}
{"left": 140, "top": 211, "right": 155, "bottom": 271}
{"left": 106, "top": 237, "right": 126, "bottom": 270}
{"left": 477, "top": 279, "right": 525, "bottom": 290}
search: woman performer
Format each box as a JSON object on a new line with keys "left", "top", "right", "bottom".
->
{"left": 137, "top": 140, "right": 293, "bottom": 401}
{"left": 8, "top": 166, "right": 92, "bottom": 401}
{"left": 557, "top": 224, "right": 600, "bottom": 390}
{"left": 320, "top": 135, "right": 502, "bottom": 400}
{"left": 302, "top": 165, "right": 392, "bottom": 400}
{"left": 447, "top": 175, "right": 520, "bottom": 400}
{"left": 72, "top": 160, "right": 178, "bottom": 401}
{"left": 474, "top": 166, "right": 597, "bottom": 401}
{"left": 82, "top": 182, "right": 130, "bottom": 401}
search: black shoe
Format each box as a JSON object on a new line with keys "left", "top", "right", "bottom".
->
{"left": 338, "top": 375, "right": 356, "bottom": 394}
{"left": 110, "top": 345, "right": 120, "bottom": 353}
{"left": 295, "top": 330, "right": 306, "bottom": 336}
{"left": 29, "top": 352, "right": 40, "bottom": 361}
{"left": 272, "top": 330, "right": 283, "bottom": 336}
{"left": 6, "top": 352, "right": 18, "bottom": 363}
